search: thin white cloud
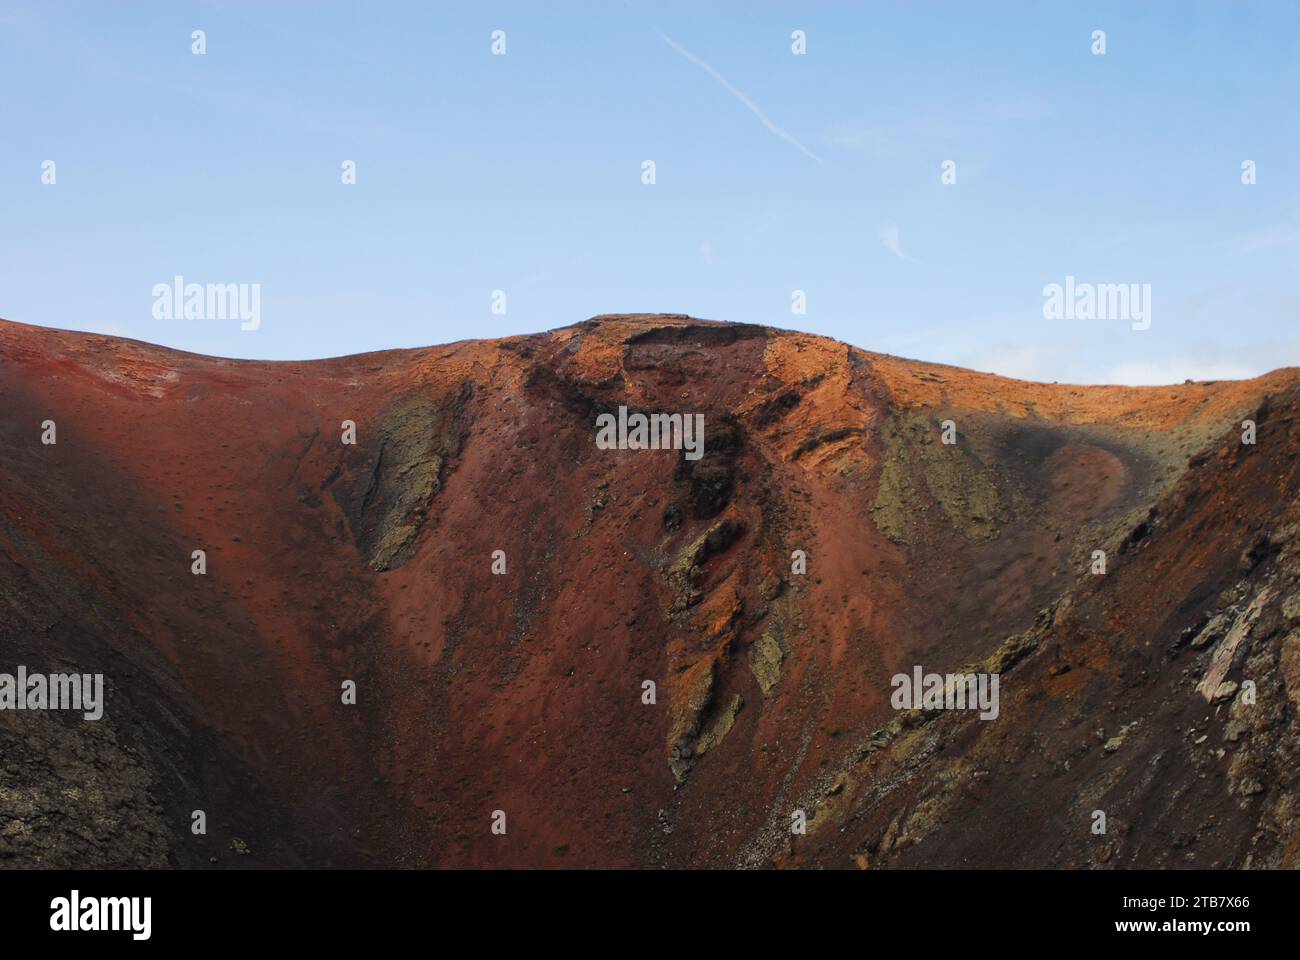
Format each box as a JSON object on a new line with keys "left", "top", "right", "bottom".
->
{"left": 1103, "top": 358, "right": 1255, "bottom": 386}
{"left": 964, "top": 342, "right": 1075, "bottom": 382}
{"left": 878, "top": 223, "right": 911, "bottom": 261}
{"left": 657, "top": 31, "right": 822, "bottom": 164}
{"left": 1231, "top": 223, "right": 1300, "bottom": 256}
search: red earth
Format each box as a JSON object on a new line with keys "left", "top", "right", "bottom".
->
{"left": 3, "top": 313, "right": 1299, "bottom": 868}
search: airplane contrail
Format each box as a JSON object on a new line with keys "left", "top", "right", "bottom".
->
{"left": 657, "top": 31, "right": 823, "bottom": 164}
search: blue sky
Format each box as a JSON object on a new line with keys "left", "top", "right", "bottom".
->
{"left": 2, "top": 1, "right": 1297, "bottom": 383}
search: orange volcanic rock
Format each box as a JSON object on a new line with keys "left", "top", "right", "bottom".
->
{"left": 2, "top": 313, "right": 1299, "bottom": 869}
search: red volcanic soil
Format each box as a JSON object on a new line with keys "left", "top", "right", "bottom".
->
{"left": 2, "top": 313, "right": 1300, "bottom": 869}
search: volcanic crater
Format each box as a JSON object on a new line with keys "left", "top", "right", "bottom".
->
{"left": 3, "top": 313, "right": 1300, "bottom": 869}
